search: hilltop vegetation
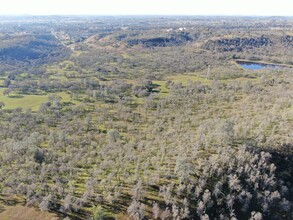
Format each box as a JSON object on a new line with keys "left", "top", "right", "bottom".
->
{"left": 0, "top": 16, "right": 292, "bottom": 220}
{"left": 0, "top": 34, "right": 70, "bottom": 64}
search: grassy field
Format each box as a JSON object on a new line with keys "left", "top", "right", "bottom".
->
{"left": 0, "top": 89, "right": 74, "bottom": 111}
{"left": 166, "top": 74, "right": 210, "bottom": 85}
{"left": 0, "top": 203, "right": 58, "bottom": 220}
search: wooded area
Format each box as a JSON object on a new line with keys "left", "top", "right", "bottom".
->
{"left": 0, "top": 16, "right": 292, "bottom": 219}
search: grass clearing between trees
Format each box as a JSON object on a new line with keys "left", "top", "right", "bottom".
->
{"left": 0, "top": 89, "right": 75, "bottom": 111}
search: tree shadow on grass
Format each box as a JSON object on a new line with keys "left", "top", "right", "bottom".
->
{"left": 7, "top": 95, "right": 24, "bottom": 98}
{"left": 63, "top": 101, "right": 75, "bottom": 106}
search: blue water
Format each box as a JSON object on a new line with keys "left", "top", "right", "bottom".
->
{"left": 240, "top": 63, "right": 267, "bottom": 70}
{"left": 238, "top": 61, "right": 279, "bottom": 70}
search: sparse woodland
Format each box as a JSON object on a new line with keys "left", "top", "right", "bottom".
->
{"left": 0, "top": 16, "right": 292, "bottom": 219}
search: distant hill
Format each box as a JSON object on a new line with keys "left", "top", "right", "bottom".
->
{"left": 0, "top": 34, "right": 70, "bottom": 64}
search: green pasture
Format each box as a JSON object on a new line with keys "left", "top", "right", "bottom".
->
{"left": 0, "top": 88, "right": 73, "bottom": 111}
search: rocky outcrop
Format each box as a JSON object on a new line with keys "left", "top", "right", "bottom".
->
{"left": 203, "top": 36, "right": 271, "bottom": 52}
{"left": 127, "top": 32, "right": 192, "bottom": 47}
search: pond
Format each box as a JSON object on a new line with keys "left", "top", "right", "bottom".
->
{"left": 237, "top": 61, "right": 281, "bottom": 70}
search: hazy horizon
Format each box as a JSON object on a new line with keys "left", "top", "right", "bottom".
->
{"left": 0, "top": 0, "right": 292, "bottom": 16}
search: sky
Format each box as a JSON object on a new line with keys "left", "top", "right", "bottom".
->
{"left": 0, "top": 0, "right": 292, "bottom": 16}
